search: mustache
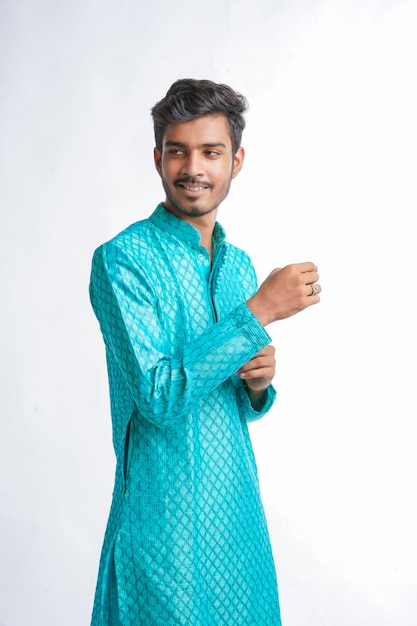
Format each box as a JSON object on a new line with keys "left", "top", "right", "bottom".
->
{"left": 174, "top": 177, "right": 212, "bottom": 188}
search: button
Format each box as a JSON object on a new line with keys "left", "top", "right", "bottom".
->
{"left": 198, "top": 253, "right": 204, "bottom": 260}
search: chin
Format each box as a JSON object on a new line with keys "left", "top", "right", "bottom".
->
{"left": 171, "top": 201, "right": 217, "bottom": 218}
{"left": 188, "top": 206, "right": 215, "bottom": 217}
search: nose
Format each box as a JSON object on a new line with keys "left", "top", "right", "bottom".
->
{"left": 181, "top": 151, "right": 204, "bottom": 177}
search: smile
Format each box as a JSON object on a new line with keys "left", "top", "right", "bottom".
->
{"left": 183, "top": 185, "right": 206, "bottom": 192}
{"left": 176, "top": 182, "right": 210, "bottom": 192}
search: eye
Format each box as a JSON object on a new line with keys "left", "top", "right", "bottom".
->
{"left": 167, "top": 149, "right": 184, "bottom": 156}
{"left": 204, "top": 150, "right": 220, "bottom": 158}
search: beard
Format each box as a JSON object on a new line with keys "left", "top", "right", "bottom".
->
{"left": 161, "top": 174, "right": 233, "bottom": 218}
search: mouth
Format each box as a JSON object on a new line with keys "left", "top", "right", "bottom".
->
{"left": 176, "top": 180, "right": 211, "bottom": 194}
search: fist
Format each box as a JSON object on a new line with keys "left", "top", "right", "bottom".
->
{"left": 247, "top": 262, "right": 321, "bottom": 326}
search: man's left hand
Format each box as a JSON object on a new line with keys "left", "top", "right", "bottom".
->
{"left": 237, "top": 345, "right": 276, "bottom": 392}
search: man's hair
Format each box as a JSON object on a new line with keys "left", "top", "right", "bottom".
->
{"left": 151, "top": 78, "right": 248, "bottom": 155}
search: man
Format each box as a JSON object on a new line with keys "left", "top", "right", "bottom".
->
{"left": 89, "top": 78, "right": 320, "bottom": 626}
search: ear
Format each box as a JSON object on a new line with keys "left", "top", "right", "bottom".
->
{"left": 154, "top": 148, "right": 162, "bottom": 176}
{"left": 231, "top": 146, "right": 245, "bottom": 179}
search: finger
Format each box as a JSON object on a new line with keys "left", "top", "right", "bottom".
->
{"left": 305, "top": 282, "right": 321, "bottom": 297}
{"left": 240, "top": 366, "right": 275, "bottom": 380}
{"left": 303, "top": 270, "right": 319, "bottom": 285}
{"left": 238, "top": 355, "right": 275, "bottom": 373}
{"left": 291, "top": 261, "right": 318, "bottom": 273}
{"left": 237, "top": 346, "right": 275, "bottom": 369}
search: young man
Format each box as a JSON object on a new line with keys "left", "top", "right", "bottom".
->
{"left": 89, "top": 78, "right": 320, "bottom": 626}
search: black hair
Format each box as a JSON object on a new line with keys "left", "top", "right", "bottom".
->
{"left": 151, "top": 78, "right": 248, "bottom": 155}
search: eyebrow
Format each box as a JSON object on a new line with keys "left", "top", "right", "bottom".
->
{"left": 164, "top": 141, "right": 227, "bottom": 149}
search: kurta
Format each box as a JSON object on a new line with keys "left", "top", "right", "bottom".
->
{"left": 89, "top": 203, "right": 282, "bottom": 626}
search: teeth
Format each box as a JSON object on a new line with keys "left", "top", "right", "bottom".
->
{"left": 182, "top": 185, "right": 206, "bottom": 191}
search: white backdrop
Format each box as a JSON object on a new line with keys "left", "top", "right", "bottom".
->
{"left": 1, "top": 1, "right": 416, "bottom": 624}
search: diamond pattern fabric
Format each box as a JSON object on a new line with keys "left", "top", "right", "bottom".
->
{"left": 89, "top": 204, "right": 281, "bottom": 625}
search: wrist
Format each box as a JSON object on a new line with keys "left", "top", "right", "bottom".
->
{"left": 246, "top": 295, "right": 272, "bottom": 327}
{"left": 245, "top": 383, "right": 268, "bottom": 411}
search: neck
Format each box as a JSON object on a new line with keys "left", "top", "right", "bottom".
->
{"left": 163, "top": 203, "right": 218, "bottom": 259}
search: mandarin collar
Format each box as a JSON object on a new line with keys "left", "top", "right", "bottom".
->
{"left": 149, "top": 203, "right": 226, "bottom": 247}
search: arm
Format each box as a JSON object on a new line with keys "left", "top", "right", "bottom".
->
{"left": 237, "top": 345, "right": 276, "bottom": 411}
{"left": 247, "top": 262, "right": 321, "bottom": 326}
{"left": 89, "top": 242, "right": 273, "bottom": 428}
{"left": 237, "top": 262, "right": 321, "bottom": 420}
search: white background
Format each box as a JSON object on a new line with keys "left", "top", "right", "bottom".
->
{"left": 1, "top": 1, "right": 416, "bottom": 624}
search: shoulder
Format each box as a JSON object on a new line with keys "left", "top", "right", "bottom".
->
{"left": 105, "top": 216, "right": 155, "bottom": 250}
{"left": 223, "top": 241, "right": 255, "bottom": 271}
{"left": 89, "top": 218, "right": 159, "bottom": 302}
{"left": 92, "top": 217, "right": 158, "bottom": 267}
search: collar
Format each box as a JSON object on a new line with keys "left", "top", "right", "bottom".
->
{"left": 149, "top": 203, "right": 226, "bottom": 247}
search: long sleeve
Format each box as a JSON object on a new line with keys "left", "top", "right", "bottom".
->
{"left": 90, "top": 241, "right": 272, "bottom": 428}
{"left": 89, "top": 210, "right": 282, "bottom": 626}
{"left": 235, "top": 378, "right": 277, "bottom": 423}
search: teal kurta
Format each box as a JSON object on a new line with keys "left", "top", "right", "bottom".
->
{"left": 89, "top": 204, "right": 281, "bottom": 625}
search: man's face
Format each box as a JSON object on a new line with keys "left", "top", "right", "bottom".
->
{"left": 154, "top": 113, "right": 244, "bottom": 220}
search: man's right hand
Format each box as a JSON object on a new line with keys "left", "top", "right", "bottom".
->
{"left": 247, "top": 262, "right": 321, "bottom": 326}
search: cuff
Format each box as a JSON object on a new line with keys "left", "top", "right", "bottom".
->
{"left": 239, "top": 380, "right": 277, "bottom": 423}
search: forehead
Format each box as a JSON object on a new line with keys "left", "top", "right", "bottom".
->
{"left": 162, "top": 113, "right": 232, "bottom": 149}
